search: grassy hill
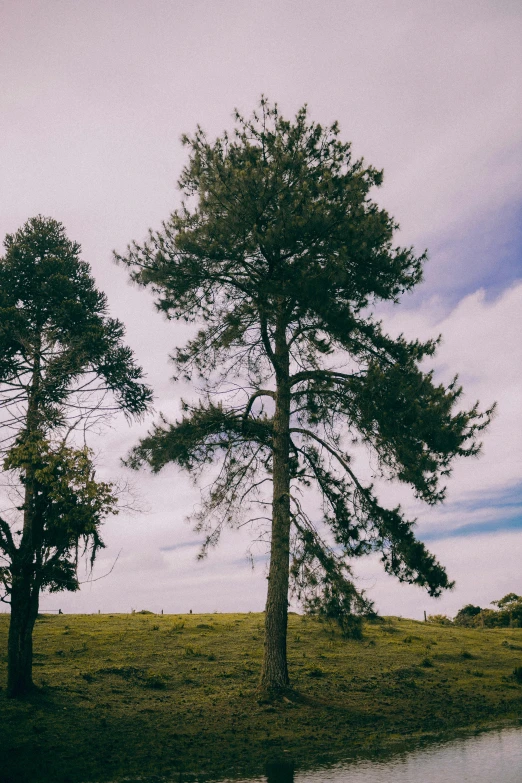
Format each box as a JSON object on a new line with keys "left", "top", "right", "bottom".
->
{"left": 1, "top": 611, "right": 521, "bottom": 782}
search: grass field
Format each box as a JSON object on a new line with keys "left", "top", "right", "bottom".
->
{"left": 1, "top": 611, "right": 522, "bottom": 782}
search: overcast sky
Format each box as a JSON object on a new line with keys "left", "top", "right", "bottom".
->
{"left": 1, "top": 0, "right": 521, "bottom": 619}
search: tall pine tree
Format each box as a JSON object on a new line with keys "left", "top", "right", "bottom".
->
{"left": 118, "top": 101, "right": 492, "bottom": 693}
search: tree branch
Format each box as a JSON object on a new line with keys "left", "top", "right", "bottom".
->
{"left": 290, "top": 369, "right": 359, "bottom": 387}
{"left": 289, "top": 427, "right": 369, "bottom": 497}
{"left": 243, "top": 389, "right": 275, "bottom": 423}
{"left": 0, "top": 516, "right": 15, "bottom": 557}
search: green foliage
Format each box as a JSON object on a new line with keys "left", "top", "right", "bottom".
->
{"left": 0, "top": 216, "right": 152, "bottom": 607}
{"left": 0, "top": 216, "right": 152, "bottom": 425}
{"left": 118, "top": 99, "right": 491, "bottom": 628}
{"left": 454, "top": 604, "right": 482, "bottom": 626}
{"left": 2, "top": 436, "right": 117, "bottom": 593}
{"left": 493, "top": 593, "right": 521, "bottom": 609}
{"left": 454, "top": 595, "right": 522, "bottom": 628}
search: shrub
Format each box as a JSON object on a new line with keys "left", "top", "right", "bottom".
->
{"left": 454, "top": 605, "right": 482, "bottom": 626}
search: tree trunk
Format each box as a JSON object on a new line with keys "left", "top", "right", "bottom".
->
{"left": 7, "top": 565, "right": 39, "bottom": 698}
{"left": 260, "top": 314, "right": 291, "bottom": 693}
{"left": 6, "top": 346, "right": 42, "bottom": 698}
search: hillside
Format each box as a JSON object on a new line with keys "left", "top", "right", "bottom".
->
{"left": 1, "top": 611, "right": 521, "bottom": 782}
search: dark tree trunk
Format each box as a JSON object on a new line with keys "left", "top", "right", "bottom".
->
{"left": 260, "top": 314, "right": 291, "bottom": 693}
{"left": 6, "top": 349, "right": 42, "bottom": 698}
{"left": 7, "top": 564, "right": 39, "bottom": 698}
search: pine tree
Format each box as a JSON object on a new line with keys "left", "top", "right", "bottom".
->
{"left": 118, "top": 101, "right": 492, "bottom": 693}
{"left": 0, "top": 216, "right": 152, "bottom": 696}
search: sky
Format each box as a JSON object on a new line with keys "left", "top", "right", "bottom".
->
{"left": 1, "top": 0, "right": 521, "bottom": 619}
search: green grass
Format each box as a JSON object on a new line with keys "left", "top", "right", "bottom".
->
{"left": 1, "top": 612, "right": 522, "bottom": 782}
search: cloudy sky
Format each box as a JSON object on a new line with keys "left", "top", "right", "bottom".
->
{"left": 1, "top": 0, "right": 521, "bottom": 619}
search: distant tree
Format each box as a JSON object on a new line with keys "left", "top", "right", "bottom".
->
{"left": 0, "top": 216, "right": 152, "bottom": 697}
{"left": 118, "top": 101, "right": 492, "bottom": 693}
{"left": 492, "top": 593, "right": 521, "bottom": 609}
{"left": 454, "top": 604, "right": 482, "bottom": 626}
{"left": 489, "top": 593, "right": 522, "bottom": 627}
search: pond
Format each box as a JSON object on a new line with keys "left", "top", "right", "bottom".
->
{"left": 224, "top": 726, "right": 522, "bottom": 783}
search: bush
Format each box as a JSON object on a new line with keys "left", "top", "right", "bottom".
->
{"left": 454, "top": 605, "right": 482, "bottom": 627}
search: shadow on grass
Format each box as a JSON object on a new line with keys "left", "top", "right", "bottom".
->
{"left": 0, "top": 681, "right": 382, "bottom": 783}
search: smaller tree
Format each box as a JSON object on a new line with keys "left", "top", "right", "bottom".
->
{"left": 0, "top": 216, "right": 152, "bottom": 696}
{"left": 454, "top": 604, "right": 482, "bottom": 626}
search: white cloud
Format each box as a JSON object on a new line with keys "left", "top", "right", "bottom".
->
{"left": 381, "top": 282, "right": 522, "bottom": 499}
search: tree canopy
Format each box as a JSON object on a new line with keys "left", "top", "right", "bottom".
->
{"left": 118, "top": 100, "right": 492, "bottom": 691}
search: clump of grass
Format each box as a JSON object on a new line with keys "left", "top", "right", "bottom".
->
{"left": 307, "top": 666, "right": 325, "bottom": 678}
{"left": 396, "top": 666, "right": 423, "bottom": 681}
{"left": 421, "top": 657, "right": 434, "bottom": 667}
{"left": 513, "top": 666, "right": 522, "bottom": 683}
{"left": 461, "top": 650, "right": 474, "bottom": 659}
{"left": 143, "top": 672, "right": 168, "bottom": 690}
{"left": 184, "top": 646, "right": 204, "bottom": 658}
{"left": 166, "top": 622, "right": 184, "bottom": 634}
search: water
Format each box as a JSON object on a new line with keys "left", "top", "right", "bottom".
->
{"left": 231, "top": 727, "right": 522, "bottom": 783}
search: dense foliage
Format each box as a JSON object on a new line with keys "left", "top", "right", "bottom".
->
{"left": 454, "top": 594, "right": 522, "bottom": 628}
